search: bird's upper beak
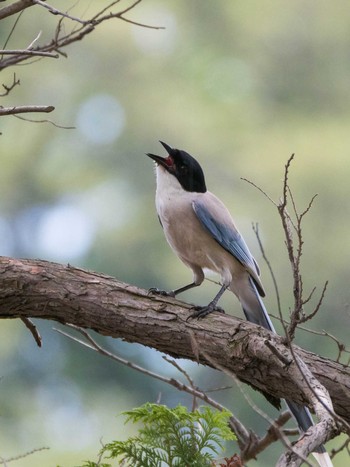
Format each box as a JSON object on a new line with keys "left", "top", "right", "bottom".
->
{"left": 146, "top": 141, "right": 175, "bottom": 171}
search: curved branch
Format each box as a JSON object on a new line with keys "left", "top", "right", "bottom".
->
{"left": 0, "top": 256, "right": 349, "bottom": 428}
{"left": 0, "top": 0, "right": 34, "bottom": 21}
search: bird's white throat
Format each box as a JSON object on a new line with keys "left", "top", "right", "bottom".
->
{"left": 155, "top": 165, "right": 183, "bottom": 198}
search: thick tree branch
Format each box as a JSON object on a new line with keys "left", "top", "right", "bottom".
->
{"left": 0, "top": 256, "right": 349, "bottom": 429}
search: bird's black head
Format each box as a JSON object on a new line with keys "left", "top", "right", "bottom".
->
{"left": 146, "top": 141, "right": 207, "bottom": 193}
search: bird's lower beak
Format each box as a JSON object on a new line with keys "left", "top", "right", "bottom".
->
{"left": 146, "top": 141, "right": 175, "bottom": 171}
{"left": 146, "top": 153, "right": 168, "bottom": 167}
{"left": 146, "top": 152, "right": 175, "bottom": 172}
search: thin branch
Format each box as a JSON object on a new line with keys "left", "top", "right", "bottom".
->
{"left": 269, "top": 312, "right": 350, "bottom": 365}
{"left": 32, "top": 0, "right": 88, "bottom": 25}
{"left": 162, "top": 355, "right": 195, "bottom": 388}
{"left": 252, "top": 222, "right": 283, "bottom": 320}
{"left": 117, "top": 0, "right": 143, "bottom": 16}
{"left": 0, "top": 73, "right": 20, "bottom": 97}
{"left": 13, "top": 113, "right": 75, "bottom": 129}
{"left": 241, "top": 177, "right": 277, "bottom": 206}
{"left": 200, "top": 348, "right": 310, "bottom": 466}
{"left": 254, "top": 411, "right": 293, "bottom": 459}
{"left": 54, "top": 324, "right": 250, "bottom": 445}
{"left": 162, "top": 355, "right": 198, "bottom": 411}
{"left": 330, "top": 436, "right": 350, "bottom": 459}
{"left": 1, "top": 8, "right": 24, "bottom": 54}
{"left": 0, "top": 105, "right": 54, "bottom": 116}
{"left": 300, "top": 193, "right": 319, "bottom": 221}
{"left": 0, "top": 0, "right": 163, "bottom": 72}
{"left": 26, "top": 30, "right": 42, "bottom": 49}
{"left": 20, "top": 317, "right": 42, "bottom": 347}
{"left": 288, "top": 341, "right": 348, "bottom": 435}
{"left": 0, "top": 49, "right": 59, "bottom": 58}
{"left": 90, "top": 1, "right": 123, "bottom": 21}
{"left": 55, "top": 325, "right": 311, "bottom": 462}
{"left": 0, "top": 447, "right": 49, "bottom": 465}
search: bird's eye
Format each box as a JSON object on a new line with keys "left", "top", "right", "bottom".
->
{"left": 180, "top": 164, "right": 187, "bottom": 171}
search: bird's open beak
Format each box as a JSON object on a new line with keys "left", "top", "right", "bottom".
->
{"left": 146, "top": 153, "right": 168, "bottom": 167}
{"left": 146, "top": 141, "right": 175, "bottom": 171}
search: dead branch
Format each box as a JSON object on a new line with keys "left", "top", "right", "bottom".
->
{"left": 0, "top": 0, "right": 34, "bottom": 21}
{"left": 201, "top": 345, "right": 312, "bottom": 466}
{"left": 12, "top": 113, "right": 75, "bottom": 129}
{"left": 244, "top": 157, "right": 330, "bottom": 344}
{"left": 0, "top": 105, "right": 54, "bottom": 115}
{"left": 0, "top": 49, "right": 59, "bottom": 58}
{"left": 56, "top": 325, "right": 254, "bottom": 454}
{"left": 330, "top": 436, "right": 350, "bottom": 459}
{"left": 0, "top": 73, "right": 20, "bottom": 97}
{"left": 0, "top": 446, "right": 49, "bottom": 466}
{"left": 0, "top": 0, "right": 163, "bottom": 70}
{"left": 20, "top": 316, "right": 42, "bottom": 347}
{"left": 0, "top": 0, "right": 162, "bottom": 128}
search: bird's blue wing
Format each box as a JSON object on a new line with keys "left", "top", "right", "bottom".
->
{"left": 192, "top": 199, "right": 263, "bottom": 294}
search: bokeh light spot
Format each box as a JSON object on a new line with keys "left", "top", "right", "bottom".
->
{"left": 77, "top": 94, "right": 126, "bottom": 145}
{"left": 36, "top": 204, "right": 95, "bottom": 261}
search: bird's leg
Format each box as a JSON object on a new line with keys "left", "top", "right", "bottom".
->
{"left": 149, "top": 281, "right": 199, "bottom": 298}
{"left": 189, "top": 284, "right": 228, "bottom": 319}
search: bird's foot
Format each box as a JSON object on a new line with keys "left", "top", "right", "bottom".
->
{"left": 148, "top": 287, "right": 176, "bottom": 298}
{"left": 188, "top": 303, "right": 225, "bottom": 320}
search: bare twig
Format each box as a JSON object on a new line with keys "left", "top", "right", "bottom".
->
{"left": 0, "top": 49, "right": 58, "bottom": 58}
{"left": 246, "top": 157, "right": 345, "bottom": 463}
{"left": 240, "top": 177, "right": 277, "bottom": 206}
{"left": 20, "top": 317, "right": 42, "bottom": 347}
{"left": 32, "top": 0, "right": 88, "bottom": 25}
{"left": 0, "top": 73, "right": 20, "bottom": 97}
{"left": 301, "top": 329, "right": 350, "bottom": 365}
{"left": 330, "top": 436, "right": 350, "bottom": 459}
{"left": 252, "top": 223, "right": 283, "bottom": 321}
{"left": 13, "top": 113, "right": 75, "bottom": 129}
{"left": 300, "top": 281, "right": 328, "bottom": 324}
{"left": 200, "top": 348, "right": 310, "bottom": 465}
{"left": 162, "top": 355, "right": 198, "bottom": 410}
{"left": 0, "top": 1, "right": 163, "bottom": 72}
{"left": 288, "top": 341, "right": 349, "bottom": 435}
{"left": 0, "top": 447, "right": 49, "bottom": 465}
{"left": 26, "top": 30, "right": 42, "bottom": 49}
{"left": 1, "top": 9, "right": 24, "bottom": 54}
{"left": 54, "top": 324, "right": 250, "bottom": 446}
{"left": 0, "top": 105, "right": 54, "bottom": 116}
{"left": 254, "top": 411, "right": 293, "bottom": 459}
{"left": 245, "top": 156, "right": 329, "bottom": 344}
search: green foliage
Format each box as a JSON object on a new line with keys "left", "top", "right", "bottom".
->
{"left": 87, "top": 403, "right": 235, "bottom": 467}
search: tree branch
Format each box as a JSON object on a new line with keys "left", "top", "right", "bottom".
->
{"left": 0, "top": 0, "right": 35, "bottom": 21}
{"left": 0, "top": 49, "right": 59, "bottom": 58}
{"left": 0, "top": 105, "right": 54, "bottom": 115}
{"left": 0, "top": 256, "right": 349, "bottom": 429}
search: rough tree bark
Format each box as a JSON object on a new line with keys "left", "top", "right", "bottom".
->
{"left": 0, "top": 256, "right": 349, "bottom": 427}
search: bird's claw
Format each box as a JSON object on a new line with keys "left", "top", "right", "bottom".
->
{"left": 148, "top": 287, "right": 175, "bottom": 298}
{"left": 187, "top": 304, "right": 225, "bottom": 321}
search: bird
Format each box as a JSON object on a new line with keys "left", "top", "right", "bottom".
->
{"left": 146, "top": 141, "right": 332, "bottom": 467}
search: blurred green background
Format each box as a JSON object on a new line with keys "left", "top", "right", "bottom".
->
{"left": 1, "top": 0, "right": 349, "bottom": 465}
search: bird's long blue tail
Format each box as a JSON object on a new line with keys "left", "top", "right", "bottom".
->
{"left": 238, "top": 277, "right": 332, "bottom": 466}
